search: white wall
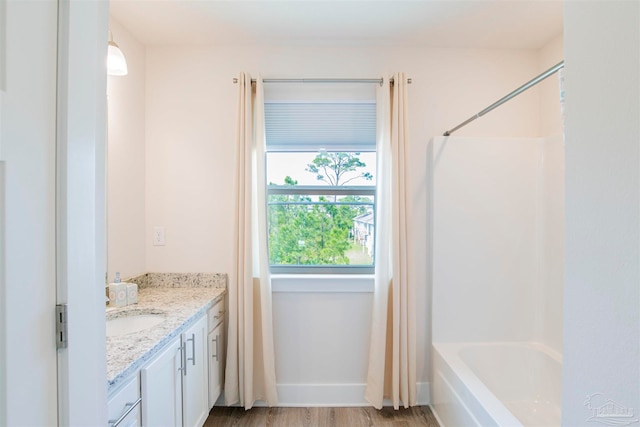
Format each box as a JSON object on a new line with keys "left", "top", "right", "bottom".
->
{"left": 142, "top": 44, "right": 549, "bottom": 403}
{"left": 272, "top": 280, "right": 375, "bottom": 405}
{"left": 563, "top": 1, "right": 639, "bottom": 423}
{"left": 107, "top": 19, "right": 146, "bottom": 282}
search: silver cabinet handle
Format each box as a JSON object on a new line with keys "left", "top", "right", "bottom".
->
{"left": 187, "top": 333, "right": 196, "bottom": 366}
{"left": 216, "top": 334, "right": 220, "bottom": 362}
{"left": 178, "top": 342, "right": 187, "bottom": 376}
{"left": 108, "top": 397, "right": 141, "bottom": 427}
{"left": 211, "top": 335, "right": 219, "bottom": 361}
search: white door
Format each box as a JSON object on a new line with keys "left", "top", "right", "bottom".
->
{"left": 0, "top": 1, "right": 6, "bottom": 422}
{"left": 0, "top": 1, "right": 59, "bottom": 425}
{"left": 56, "top": 0, "right": 109, "bottom": 426}
{"left": 55, "top": 0, "right": 109, "bottom": 424}
{"left": 1, "top": 0, "right": 109, "bottom": 425}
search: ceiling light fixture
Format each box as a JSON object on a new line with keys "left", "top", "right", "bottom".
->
{"left": 107, "top": 31, "right": 128, "bottom": 76}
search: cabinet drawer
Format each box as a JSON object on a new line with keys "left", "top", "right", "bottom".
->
{"left": 207, "top": 296, "right": 225, "bottom": 331}
{"left": 108, "top": 374, "right": 141, "bottom": 427}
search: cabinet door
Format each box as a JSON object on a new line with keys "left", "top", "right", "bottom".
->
{"left": 208, "top": 321, "right": 224, "bottom": 408}
{"left": 141, "top": 336, "right": 183, "bottom": 427}
{"left": 182, "top": 316, "right": 209, "bottom": 427}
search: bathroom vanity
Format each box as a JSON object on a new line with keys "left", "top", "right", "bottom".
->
{"left": 106, "top": 274, "right": 226, "bottom": 427}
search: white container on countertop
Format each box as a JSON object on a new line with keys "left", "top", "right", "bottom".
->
{"left": 109, "top": 272, "right": 127, "bottom": 307}
{"left": 126, "top": 283, "right": 138, "bottom": 305}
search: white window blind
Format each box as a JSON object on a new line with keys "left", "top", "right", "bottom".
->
{"left": 264, "top": 102, "right": 376, "bottom": 152}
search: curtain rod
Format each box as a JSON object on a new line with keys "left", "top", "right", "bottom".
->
{"left": 443, "top": 60, "right": 565, "bottom": 136}
{"left": 232, "top": 77, "right": 411, "bottom": 85}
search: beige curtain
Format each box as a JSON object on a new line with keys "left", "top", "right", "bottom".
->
{"left": 365, "top": 72, "right": 416, "bottom": 410}
{"left": 224, "top": 73, "right": 278, "bottom": 409}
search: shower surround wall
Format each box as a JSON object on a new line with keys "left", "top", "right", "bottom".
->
{"left": 431, "top": 135, "right": 564, "bottom": 347}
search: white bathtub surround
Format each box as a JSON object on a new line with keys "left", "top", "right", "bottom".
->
{"left": 431, "top": 136, "right": 564, "bottom": 425}
{"left": 432, "top": 342, "right": 561, "bottom": 427}
{"left": 366, "top": 73, "right": 417, "bottom": 410}
{"left": 225, "top": 73, "right": 278, "bottom": 409}
{"left": 538, "top": 135, "right": 564, "bottom": 353}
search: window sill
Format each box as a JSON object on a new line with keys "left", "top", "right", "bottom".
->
{"left": 271, "top": 274, "right": 375, "bottom": 293}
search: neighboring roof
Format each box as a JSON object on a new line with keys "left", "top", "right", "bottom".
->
{"left": 353, "top": 212, "right": 374, "bottom": 225}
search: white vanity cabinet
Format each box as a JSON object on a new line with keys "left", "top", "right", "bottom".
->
{"left": 207, "top": 297, "right": 226, "bottom": 408}
{"left": 141, "top": 314, "right": 209, "bottom": 427}
{"left": 108, "top": 374, "right": 141, "bottom": 427}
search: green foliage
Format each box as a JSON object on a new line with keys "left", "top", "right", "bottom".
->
{"left": 283, "top": 176, "right": 298, "bottom": 186}
{"left": 268, "top": 193, "right": 360, "bottom": 265}
{"left": 268, "top": 154, "right": 373, "bottom": 266}
{"left": 305, "top": 152, "right": 373, "bottom": 186}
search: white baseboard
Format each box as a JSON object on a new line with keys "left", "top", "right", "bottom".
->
{"left": 277, "top": 383, "right": 369, "bottom": 407}
{"left": 217, "top": 382, "right": 431, "bottom": 407}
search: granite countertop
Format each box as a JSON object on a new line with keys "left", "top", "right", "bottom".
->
{"left": 107, "top": 285, "right": 226, "bottom": 394}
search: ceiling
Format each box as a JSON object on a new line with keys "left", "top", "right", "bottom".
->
{"left": 110, "top": 0, "right": 563, "bottom": 49}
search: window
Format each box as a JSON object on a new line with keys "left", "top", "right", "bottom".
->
{"left": 264, "top": 86, "right": 377, "bottom": 274}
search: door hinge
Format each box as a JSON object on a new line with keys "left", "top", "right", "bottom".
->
{"left": 56, "top": 304, "right": 68, "bottom": 349}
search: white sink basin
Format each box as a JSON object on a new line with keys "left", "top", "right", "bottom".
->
{"left": 106, "top": 312, "right": 166, "bottom": 337}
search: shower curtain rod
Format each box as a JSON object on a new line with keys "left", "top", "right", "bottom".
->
{"left": 232, "top": 77, "right": 411, "bottom": 85}
{"left": 443, "top": 60, "right": 565, "bottom": 136}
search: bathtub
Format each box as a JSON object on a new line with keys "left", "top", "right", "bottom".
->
{"left": 431, "top": 342, "right": 561, "bottom": 427}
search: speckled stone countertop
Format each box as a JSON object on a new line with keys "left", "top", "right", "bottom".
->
{"left": 107, "top": 275, "right": 226, "bottom": 394}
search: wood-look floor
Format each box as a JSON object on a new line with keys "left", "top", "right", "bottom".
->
{"left": 203, "top": 405, "right": 440, "bottom": 427}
